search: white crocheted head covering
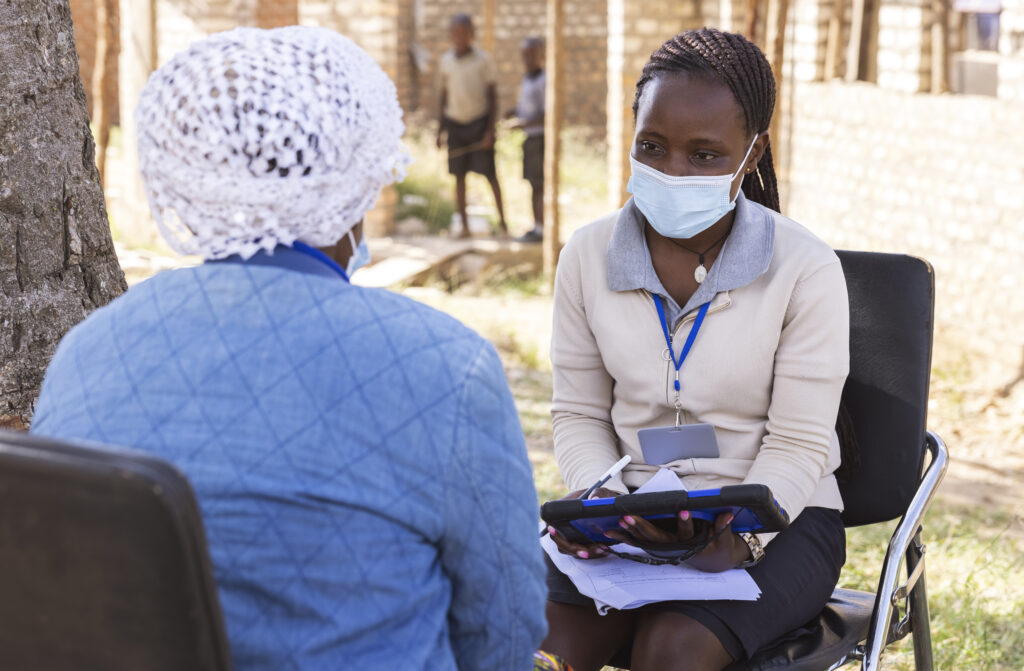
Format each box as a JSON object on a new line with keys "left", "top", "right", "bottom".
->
{"left": 136, "top": 26, "right": 410, "bottom": 259}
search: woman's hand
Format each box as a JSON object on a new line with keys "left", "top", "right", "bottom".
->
{"left": 686, "top": 513, "right": 752, "bottom": 573}
{"left": 604, "top": 511, "right": 753, "bottom": 572}
{"left": 545, "top": 487, "right": 621, "bottom": 560}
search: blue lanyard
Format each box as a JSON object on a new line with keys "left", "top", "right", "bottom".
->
{"left": 654, "top": 296, "right": 710, "bottom": 392}
{"left": 292, "top": 241, "right": 350, "bottom": 282}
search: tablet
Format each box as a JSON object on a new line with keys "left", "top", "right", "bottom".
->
{"left": 540, "top": 484, "right": 789, "bottom": 545}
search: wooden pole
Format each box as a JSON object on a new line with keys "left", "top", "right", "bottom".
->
{"left": 482, "top": 0, "right": 496, "bottom": 54}
{"left": 92, "top": 0, "right": 118, "bottom": 185}
{"left": 825, "top": 0, "right": 846, "bottom": 79}
{"left": 543, "top": 0, "right": 564, "bottom": 285}
{"left": 743, "top": 0, "right": 761, "bottom": 44}
{"left": 846, "top": 0, "right": 866, "bottom": 81}
{"left": 931, "top": 0, "right": 951, "bottom": 93}
{"left": 767, "top": 0, "right": 790, "bottom": 186}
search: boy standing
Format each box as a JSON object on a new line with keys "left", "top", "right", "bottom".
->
{"left": 511, "top": 37, "right": 545, "bottom": 243}
{"left": 436, "top": 14, "right": 507, "bottom": 238}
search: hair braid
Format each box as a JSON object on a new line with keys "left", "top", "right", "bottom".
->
{"left": 632, "top": 27, "right": 780, "bottom": 212}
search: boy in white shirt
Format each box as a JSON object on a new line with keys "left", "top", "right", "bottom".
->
{"left": 436, "top": 14, "right": 507, "bottom": 238}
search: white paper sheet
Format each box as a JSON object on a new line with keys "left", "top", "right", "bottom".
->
{"left": 542, "top": 468, "right": 761, "bottom": 614}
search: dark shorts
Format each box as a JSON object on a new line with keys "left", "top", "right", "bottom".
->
{"left": 446, "top": 116, "right": 496, "bottom": 178}
{"left": 546, "top": 506, "right": 846, "bottom": 662}
{"left": 523, "top": 134, "right": 544, "bottom": 189}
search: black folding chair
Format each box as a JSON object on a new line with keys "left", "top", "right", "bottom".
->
{"left": 0, "top": 431, "right": 233, "bottom": 671}
{"left": 729, "top": 251, "right": 949, "bottom": 670}
{"left": 610, "top": 251, "right": 949, "bottom": 670}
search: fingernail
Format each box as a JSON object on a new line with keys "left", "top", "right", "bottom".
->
{"left": 679, "top": 510, "right": 690, "bottom": 520}
{"left": 624, "top": 516, "right": 635, "bottom": 525}
{"left": 577, "top": 550, "right": 589, "bottom": 559}
{"left": 727, "top": 514, "right": 735, "bottom": 524}
{"left": 618, "top": 520, "right": 629, "bottom": 529}
{"left": 547, "top": 526, "right": 557, "bottom": 537}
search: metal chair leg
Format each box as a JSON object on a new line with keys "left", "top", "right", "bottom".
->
{"left": 906, "top": 531, "right": 934, "bottom": 671}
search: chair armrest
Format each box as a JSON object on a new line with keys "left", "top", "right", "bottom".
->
{"left": 861, "top": 431, "right": 949, "bottom": 671}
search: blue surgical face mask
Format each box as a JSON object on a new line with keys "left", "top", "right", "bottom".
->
{"left": 345, "top": 229, "right": 370, "bottom": 277}
{"left": 626, "top": 135, "right": 759, "bottom": 240}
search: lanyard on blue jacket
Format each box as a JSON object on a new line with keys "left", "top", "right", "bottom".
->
{"left": 654, "top": 296, "right": 709, "bottom": 423}
{"left": 292, "top": 241, "right": 350, "bottom": 282}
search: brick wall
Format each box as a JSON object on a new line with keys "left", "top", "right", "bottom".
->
{"left": 875, "top": 0, "right": 930, "bottom": 92}
{"left": 606, "top": 0, "right": 706, "bottom": 207}
{"left": 156, "top": 0, "right": 300, "bottom": 68}
{"left": 257, "top": 0, "right": 299, "bottom": 27}
{"left": 411, "top": 0, "right": 607, "bottom": 132}
{"left": 999, "top": 0, "right": 1024, "bottom": 99}
{"left": 783, "top": 0, "right": 1024, "bottom": 101}
{"left": 782, "top": 80, "right": 1024, "bottom": 361}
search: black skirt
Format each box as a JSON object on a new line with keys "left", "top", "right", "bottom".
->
{"left": 546, "top": 506, "right": 846, "bottom": 662}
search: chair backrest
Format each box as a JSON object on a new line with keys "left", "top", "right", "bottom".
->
{"left": 0, "top": 431, "right": 232, "bottom": 670}
{"left": 835, "top": 251, "right": 935, "bottom": 527}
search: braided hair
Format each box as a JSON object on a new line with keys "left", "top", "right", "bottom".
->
{"left": 632, "top": 28, "right": 780, "bottom": 213}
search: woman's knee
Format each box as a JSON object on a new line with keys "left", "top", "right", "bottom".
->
{"left": 541, "top": 601, "right": 634, "bottom": 671}
{"left": 631, "top": 611, "right": 733, "bottom": 671}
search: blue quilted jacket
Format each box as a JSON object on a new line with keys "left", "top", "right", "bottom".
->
{"left": 32, "top": 247, "right": 547, "bottom": 671}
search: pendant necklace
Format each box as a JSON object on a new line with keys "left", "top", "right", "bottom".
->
{"left": 675, "top": 227, "right": 732, "bottom": 284}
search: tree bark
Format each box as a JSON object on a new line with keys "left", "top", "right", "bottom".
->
{"left": 0, "top": 0, "right": 127, "bottom": 429}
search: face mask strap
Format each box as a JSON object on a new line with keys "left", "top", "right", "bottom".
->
{"left": 731, "top": 133, "right": 761, "bottom": 181}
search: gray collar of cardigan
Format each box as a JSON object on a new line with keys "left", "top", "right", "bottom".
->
{"left": 606, "top": 191, "right": 776, "bottom": 322}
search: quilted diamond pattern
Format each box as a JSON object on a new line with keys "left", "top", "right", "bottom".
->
{"left": 32, "top": 261, "right": 547, "bottom": 671}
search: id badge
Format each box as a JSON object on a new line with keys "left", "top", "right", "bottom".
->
{"left": 638, "top": 422, "right": 720, "bottom": 464}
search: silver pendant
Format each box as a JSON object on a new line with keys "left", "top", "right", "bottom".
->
{"left": 694, "top": 264, "right": 708, "bottom": 284}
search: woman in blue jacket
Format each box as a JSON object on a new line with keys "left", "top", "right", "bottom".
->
{"left": 31, "top": 26, "right": 546, "bottom": 671}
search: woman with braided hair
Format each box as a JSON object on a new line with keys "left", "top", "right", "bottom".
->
{"left": 542, "top": 28, "right": 849, "bottom": 670}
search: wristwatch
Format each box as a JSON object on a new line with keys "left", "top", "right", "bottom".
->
{"left": 735, "top": 532, "right": 765, "bottom": 569}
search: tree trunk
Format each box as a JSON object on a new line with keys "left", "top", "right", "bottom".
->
{"left": 0, "top": 0, "right": 127, "bottom": 429}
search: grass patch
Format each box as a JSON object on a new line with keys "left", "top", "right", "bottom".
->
{"left": 843, "top": 501, "right": 1024, "bottom": 670}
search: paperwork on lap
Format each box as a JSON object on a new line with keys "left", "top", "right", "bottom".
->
{"left": 542, "top": 468, "right": 761, "bottom": 614}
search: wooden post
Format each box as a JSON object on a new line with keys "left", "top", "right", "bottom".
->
{"left": 931, "top": 0, "right": 951, "bottom": 93}
{"left": 825, "top": 0, "right": 846, "bottom": 79}
{"left": 845, "top": 0, "right": 866, "bottom": 81}
{"left": 743, "top": 0, "right": 761, "bottom": 44}
{"left": 92, "top": 0, "right": 118, "bottom": 185}
{"left": 543, "top": 0, "right": 564, "bottom": 285}
{"left": 767, "top": 0, "right": 790, "bottom": 188}
{"left": 482, "top": 0, "right": 496, "bottom": 54}
{"left": 117, "top": 0, "right": 160, "bottom": 245}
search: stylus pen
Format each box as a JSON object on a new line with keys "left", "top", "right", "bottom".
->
{"left": 578, "top": 455, "right": 632, "bottom": 500}
{"left": 540, "top": 456, "right": 633, "bottom": 538}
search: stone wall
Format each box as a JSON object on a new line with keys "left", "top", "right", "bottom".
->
{"left": 782, "top": 80, "right": 1024, "bottom": 363}
{"left": 411, "top": 0, "right": 607, "bottom": 132}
